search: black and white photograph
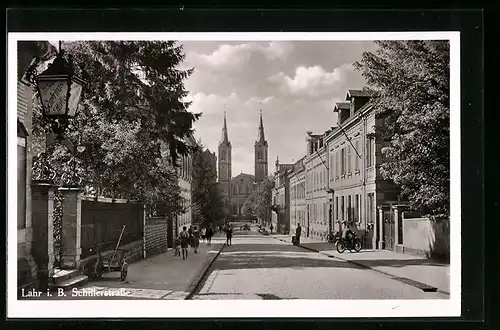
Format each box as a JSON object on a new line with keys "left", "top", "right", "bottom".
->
{"left": 8, "top": 32, "right": 460, "bottom": 318}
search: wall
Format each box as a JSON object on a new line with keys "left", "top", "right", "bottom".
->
{"left": 80, "top": 198, "right": 144, "bottom": 259}
{"left": 144, "top": 217, "right": 170, "bottom": 258}
{"left": 402, "top": 217, "right": 450, "bottom": 261}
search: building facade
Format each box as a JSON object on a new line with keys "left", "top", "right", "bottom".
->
{"left": 217, "top": 110, "right": 269, "bottom": 220}
{"left": 272, "top": 89, "right": 401, "bottom": 249}
{"left": 17, "top": 41, "right": 58, "bottom": 292}
{"left": 176, "top": 134, "right": 197, "bottom": 234}
{"left": 325, "top": 89, "right": 400, "bottom": 249}
{"left": 289, "top": 157, "right": 306, "bottom": 236}
{"left": 304, "top": 131, "right": 332, "bottom": 240}
{"left": 271, "top": 157, "right": 294, "bottom": 234}
{"left": 230, "top": 173, "right": 256, "bottom": 219}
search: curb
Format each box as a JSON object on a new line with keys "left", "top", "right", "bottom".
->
{"left": 184, "top": 241, "right": 226, "bottom": 300}
{"left": 327, "top": 252, "right": 449, "bottom": 295}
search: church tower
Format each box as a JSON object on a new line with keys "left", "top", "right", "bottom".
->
{"left": 254, "top": 110, "right": 268, "bottom": 182}
{"left": 218, "top": 111, "right": 232, "bottom": 206}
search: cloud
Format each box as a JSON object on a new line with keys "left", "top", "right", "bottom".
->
{"left": 269, "top": 63, "right": 364, "bottom": 98}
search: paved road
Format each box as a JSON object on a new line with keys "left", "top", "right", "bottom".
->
{"left": 190, "top": 229, "right": 448, "bottom": 300}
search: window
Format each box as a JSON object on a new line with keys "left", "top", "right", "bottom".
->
{"left": 354, "top": 140, "right": 360, "bottom": 171}
{"left": 341, "top": 197, "right": 345, "bottom": 221}
{"left": 367, "top": 193, "right": 374, "bottom": 223}
{"left": 367, "top": 137, "right": 375, "bottom": 167}
{"left": 347, "top": 146, "right": 352, "bottom": 173}
{"left": 335, "top": 152, "right": 339, "bottom": 177}
{"left": 221, "top": 150, "right": 226, "bottom": 161}
{"left": 341, "top": 148, "right": 346, "bottom": 175}
{"left": 348, "top": 195, "right": 352, "bottom": 222}
{"left": 335, "top": 197, "right": 339, "bottom": 221}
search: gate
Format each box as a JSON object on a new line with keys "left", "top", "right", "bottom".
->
{"left": 383, "top": 210, "right": 395, "bottom": 250}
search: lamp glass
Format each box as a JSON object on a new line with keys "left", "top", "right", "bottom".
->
{"left": 76, "top": 145, "right": 86, "bottom": 153}
{"left": 37, "top": 76, "right": 70, "bottom": 117}
{"left": 67, "top": 79, "right": 84, "bottom": 117}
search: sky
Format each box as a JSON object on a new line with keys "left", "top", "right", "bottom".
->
{"left": 180, "top": 40, "right": 378, "bottom": 176}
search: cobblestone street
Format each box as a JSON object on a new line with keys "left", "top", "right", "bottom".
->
{"left": 191, "top": 230, "right": 449, "bottom": 300}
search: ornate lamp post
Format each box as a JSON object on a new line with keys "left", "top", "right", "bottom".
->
{"left": 31, "top": 42, "right": 88, "bottom": 186}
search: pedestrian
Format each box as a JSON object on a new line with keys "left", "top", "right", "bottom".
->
{"left": 226, "top": 225, "right": 233, "bottom": 246}
{"left": 295, "top": 223, "right": 302, "bottom": 245}
{"left": 201, "top": 228, "right": 206, "bottom": 242}
{"left": 270, "top": 224, "right": 274, "bottom": 234}
{"left": 179, "top": 226, "right": 190, "bottom": 260}
{"left": 206, "top": 224, "right": 213, "bottom": 245}
{"left": 173, "top": 234, "right": 181, "bottom": 257}
{"left": 191, "top": 226, "right": 200, "bottom": 254}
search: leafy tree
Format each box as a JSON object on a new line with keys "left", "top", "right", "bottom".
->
{"left": 354, "top": 41, "right": 450, "bottom": 218}
{"left": 31, "top": 41, "right": 199, "bottom": 217}
{"left": 241, "top": 196, "right": 255, "bottom": 217}
{"left": 242, "top": 177, "right": 275, "bottom": 224}
{"left": 191, "top": 144, "right": 226, "bottom": 227}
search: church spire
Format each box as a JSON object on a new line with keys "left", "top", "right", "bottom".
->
{"left": 256, "top": 109, "right": 266, "bottom": 143}
{"left": 220, "top": 111, "right": 229, "bottom": 144}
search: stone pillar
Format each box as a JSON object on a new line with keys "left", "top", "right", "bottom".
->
{"left": 377, "top": 205, "right": 385, "bottom": 249}
{"left": 31, "top": 181, "right": 57, "bottom": 290}
{"left": 392, "top": 204, "right": 407, "bottom": 249}
{"left": 58, "top": 187, "right": 83, "bottom": 269}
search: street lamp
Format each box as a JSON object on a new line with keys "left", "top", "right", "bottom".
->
{"left": 31, "top": 41, "right": 88, "bottom": 186}
{"left": 36, "top": 42, "right": 87, "bottom": 137}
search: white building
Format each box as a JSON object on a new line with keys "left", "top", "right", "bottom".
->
{"left": 289, "top": 157, "right": 306, "bottom": 236}
{"left": 175, "top": 134, "right": 197, "bottom": 234}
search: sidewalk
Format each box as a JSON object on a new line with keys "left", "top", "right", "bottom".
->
{"left": 270, "top": 233, "right": 450, "bottom": 295}
{"left": 28, "top": 234, "right": 226, "bottom": 300}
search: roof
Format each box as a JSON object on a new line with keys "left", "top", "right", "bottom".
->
{"left": 333, "top": 101, "right": 350, "bottom": 112}
{"left": 346, "top": 89, "right": 377, "bottom": 100}
{"left": 231, "top": 173, "right": 255, "bottom": 181}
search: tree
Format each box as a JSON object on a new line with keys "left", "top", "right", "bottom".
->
{"left": 354, "top": 41, "right": 450, "bottom": 218}
{"left": 243, "top": 177, "right": 275, "bottom": 224}
{"left": 31, "top": 41, "right": 199, "bottom": 217}
{"left": 191, "top": 144, "right": 226, "bottom": 227}
{"left": 241, "top": 196, "right": 255, "bottom": 217}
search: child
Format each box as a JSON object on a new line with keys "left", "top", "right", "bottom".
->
{"left": 173, "top": 235, "right": 181, "bottom": 257}
{"left": 179, "top": 226, "right": 190, "bottom": 260}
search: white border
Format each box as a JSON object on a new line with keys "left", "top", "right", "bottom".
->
{"left": 7, "top": 32, "right": 461, "bottom": 318}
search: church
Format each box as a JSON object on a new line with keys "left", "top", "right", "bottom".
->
{"left": 218, "top": 110, "right": 269, "bottom": 220}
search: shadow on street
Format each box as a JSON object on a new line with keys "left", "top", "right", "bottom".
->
{"left": 211, "top": 243, "right": 363, "bottom": 271}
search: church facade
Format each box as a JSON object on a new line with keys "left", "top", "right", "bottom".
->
{"left": 218, "top": 110, "right": 269, "bottom": 220}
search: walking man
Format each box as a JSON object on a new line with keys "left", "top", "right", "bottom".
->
{"left": 295, "top": 223, "right": 302, "bottom": 245}
{"left": 206, "top": 224, "right": 214, "bottom": 245}
{"left": 226, "top": 225, "right": 233, "bottom": 246}
{"left": 179, "top": 226, "right": 190, "bottom": 260}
